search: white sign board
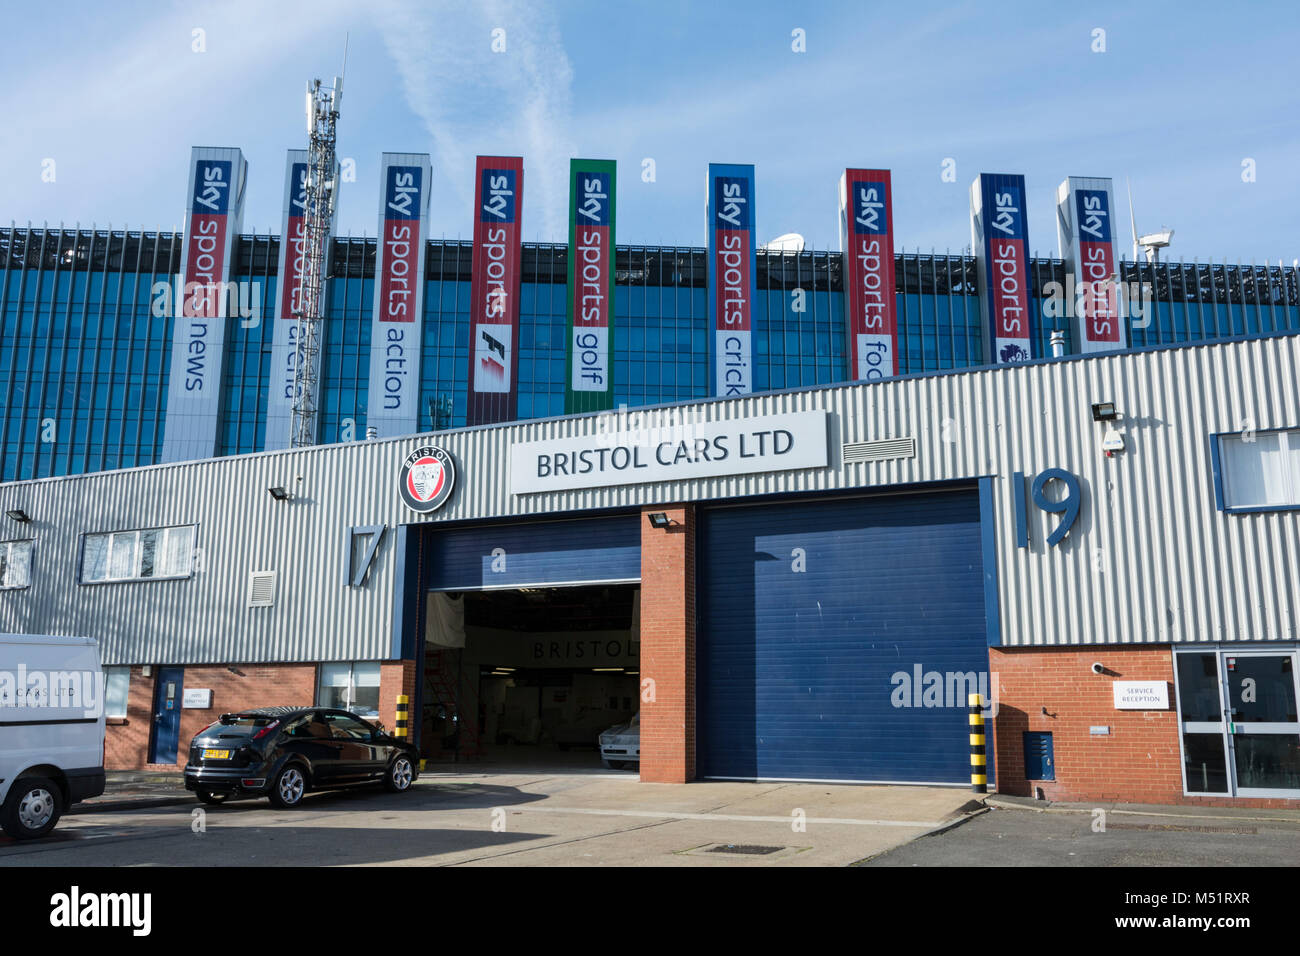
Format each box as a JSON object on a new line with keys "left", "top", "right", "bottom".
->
{"left": 510, "top": 410, "right": 829, "bottom": 495}
{"left": 182, "top": 688, "right": 213, "bottom": 709}
{"left": 1112, "top": 681, "right": 1169, "bottom": 710}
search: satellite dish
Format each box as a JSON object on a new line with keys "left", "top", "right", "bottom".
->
{"left": 762, "top": 232, "right": 805, "bottom": 252}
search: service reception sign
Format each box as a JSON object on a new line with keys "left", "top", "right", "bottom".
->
{"left": 1112, "top": 681, "right": 1170, "bottom": 710}
{"left": 510, "top": 410, "right": 828, "bottom": 494}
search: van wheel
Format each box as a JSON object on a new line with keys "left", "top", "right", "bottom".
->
{"left": 1, "top": 776, "right": 63, "bottom": 840}
{"left": 195, "top": 790, "right": 228, "bottom": 806}
{"left": 268, "top": 765, "right": 307, "bottom": 809}
{"left": 602, "top": 759, "right": 625, "bottom": 771}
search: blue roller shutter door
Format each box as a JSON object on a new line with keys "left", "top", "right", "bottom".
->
{"left": 698, "top": 490, "right": 989, "bottom": 783}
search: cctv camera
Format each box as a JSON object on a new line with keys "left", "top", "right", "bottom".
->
{"left": 1091, "top": 662, "right": 1105, "bottom": 675}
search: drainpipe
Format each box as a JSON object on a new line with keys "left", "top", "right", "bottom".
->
{"left": 1049, "top": 330, "right": 1067, "bottom": 358}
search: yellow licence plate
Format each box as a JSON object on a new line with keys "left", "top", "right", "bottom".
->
{"left": 202, "top": 749, "right": 230, "bottom": 760}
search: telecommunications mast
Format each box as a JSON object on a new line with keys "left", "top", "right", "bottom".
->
{"left": 289, "top": 43, "right": 345, "bottom": 448}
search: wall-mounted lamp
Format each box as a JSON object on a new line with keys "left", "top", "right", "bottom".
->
{"left": 267, "top": 486, "right": 291, "bottom": 501}
{"left": 646, "top": 512, "right": 672, "bottom": 530}
{"left": 1090, "top": 402, "right": 1119, "bottom": 422}
{"left": 5, "top": 508, "right": 30, "bottom": 522}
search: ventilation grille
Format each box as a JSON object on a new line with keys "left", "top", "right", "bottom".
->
{"left": 841, "top": 437, "right": 916, "bottom": 463}
{"left": 248, "top": 570, "right": 277, "bottom": 608}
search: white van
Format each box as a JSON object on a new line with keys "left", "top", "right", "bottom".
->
{"left": 0, "top": 634, "right": 106, "bottom": 839}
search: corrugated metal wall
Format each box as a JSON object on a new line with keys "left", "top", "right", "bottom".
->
{"left": 1, "top": 334, "right": 1297, "bottom": 662}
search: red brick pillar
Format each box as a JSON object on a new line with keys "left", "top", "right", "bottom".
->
{"left": 639, "top": 505, "right": 696, "bottom": 783}
{"left": 379, "top": 660, "right": 418, "bottom": 739}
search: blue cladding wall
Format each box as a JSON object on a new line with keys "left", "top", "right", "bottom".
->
{"left": 697, "top": 491, "right": 989, "bottom": 783}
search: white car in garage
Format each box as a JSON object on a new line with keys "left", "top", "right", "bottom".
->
{"left": 598, "top": 713, "right": 639, "bottom": 770}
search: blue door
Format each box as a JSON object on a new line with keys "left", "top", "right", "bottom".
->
{"left": 149, "top": 667, "right": 185, "bottom": 764}
{"left": 697, "top": 491, "right": 990, "bottom": 784}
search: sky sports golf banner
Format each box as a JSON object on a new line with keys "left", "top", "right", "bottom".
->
{"left": 161, "top": 146, "right": 248, "bottom": 463}
{"left": 707, "top": 163, "right": 757, "bottom": 397}
{"left": 565, "top": 159, "right": 616, "bottom": 414}
{"left": 365, "top": 153, "right": 432, "bottom": 439}
{"left": 1056, "top": 176, "right": 1124, "bottom": 354}
{"left": 970, "top": 173, "right": 1034, "bottom": 365}
{"left": 468, "top": 156, "right": 524, "bottom": 425}
{"left": 840, "top": 168, "right": 898, "bottom": 380}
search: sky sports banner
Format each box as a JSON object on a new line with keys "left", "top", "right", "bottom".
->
{"left": 707, "top": 163, "right": 757, "bottom": 397}
{"left": 365, "top": 153, "right": 431, "bottom": 439}
{"left": 1056, "top": 176, "right": 1125, "bottom": 354}
{"left": 971, "top": 173, "right": 1034, "bottom": 365}
{"left": 468, "top": 156, "right": 524, "bottom": 425}
{"left": 565, "top": 159, "right": 616, "bottom": 414}
{"left": 161, "top": 146, "right": 247, "bottom": 463}
{"left": 839, "top": 168, "right": 898, "bottom": 381}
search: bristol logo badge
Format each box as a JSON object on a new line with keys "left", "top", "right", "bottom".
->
{"left": 398, "top": 445, "right": 456, "bottom": 514}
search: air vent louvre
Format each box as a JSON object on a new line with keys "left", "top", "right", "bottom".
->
{"left": 842, "top": 437, "right": 916, "bottom": 463}
{"left": 248, "top": 570, "right": 277, "bottom": 608}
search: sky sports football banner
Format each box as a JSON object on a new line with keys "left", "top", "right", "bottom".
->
{"left": 565, "top": 159, "right": 616, "bottom": 414}
{"left": 1056, "top": 176, "right": 1125, "bottom": 354}
{"left": 161, "top": 146, "right": 247, "bottom": 463}
{"left": 365, "top": 153, "right": 432, "bottom": 439}
{"left": 971, "top": 172, "right": 1034, "bottom": 365}
{"left": 839, "top": 168, "right": 898, "bottom": 381}
{"left": 264, "top": 150, "right": 338, "bottom": 450}
{"left": 468, "top": 156, "right": 525, "bottom": 425}
{"left": 707, "top": 163, "right": 757, "bottom": 397}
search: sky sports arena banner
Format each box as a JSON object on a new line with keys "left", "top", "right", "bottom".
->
{"left": 565, "top": 159, "right": 616, "bottom": 414}
{"left": 365, "top": 153, "right": 431, "bottom": 438}
{"left": 839, "top": 168, "right": 898, "bottom": 380}
{"left": 468, "top": 156, "right": 525, "bottom": 425}
{"left": 707, "top": 163, "right": 757, "bottom": 397}
{"left": 970, "top": 173, "right": 1034, "bottom": 365}
{"left": 161, "top": 146, "right": 247, "bottom": 463}
{"left": 1056, "top": 176, "right": 1125, "bottom": 354}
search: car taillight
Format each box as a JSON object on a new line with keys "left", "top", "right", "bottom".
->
{"left": 252, "top": 719, "right": 281, "bottom": 740}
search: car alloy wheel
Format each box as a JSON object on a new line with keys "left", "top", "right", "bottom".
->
{"left": 389, "top": 756, "right": 413, "bottom": 792}
{"left": 17, "top": 787, "right": 56, "bottom": 831}
{"left": 277, "top": 767, "right": 305, "bottom": 806}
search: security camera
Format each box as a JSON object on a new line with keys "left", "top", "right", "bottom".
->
{"left": 1091, "top": 662, "right": 1105, "bottom": 675}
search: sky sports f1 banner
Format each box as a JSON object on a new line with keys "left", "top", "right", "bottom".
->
{"left": 161, "top": 146, "right": 247, "bottom": 463}
{"left": 839, "top": 169, "right": 898, "bottom": 380}
{"left": 707, "top": 163, "right": 757, "bottom": 397}
{"left": 565, "top": 159, "right": 616, "bottom": 414}
{"left": 468, "top": 156, "right": 524, "bottom": 425}
{"left": 1056, "top": 176, "right": 1124, "bottom": 354}
{"left": 971, "top": 173, "right": 1034, "bottom": 365}
{"left": 365, "top": 153, "right": 431, "bottom": 439}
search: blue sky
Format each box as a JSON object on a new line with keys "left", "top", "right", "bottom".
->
{"left": 3, "top": 1, "right": 1298, "bottom": 262}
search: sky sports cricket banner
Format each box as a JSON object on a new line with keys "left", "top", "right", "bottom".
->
{"left": 468, "top": 156, "right": 524, "bottom": 425}
{"left": 970, "top": 172, "right": 1034, "bottom": 365}
{"left": 1056, "top": 176, "right": 1125, "bottom": 354}
{"left": 264, "top": 150, "right": 338, "bottom": 450}
{"left": 707, "top": 163, "right": 757, "bottom": 397}
{"left": 161, "top": 146, "right": 248, "bottom": 463}
{"left": 365, "top": 153, "right": 431, "bottom": 439}
{"left": 839, "top": 168, "right": 898, "bottom": 380}
{"left": 565, "top": 159, "right": 616, "bottom": 414}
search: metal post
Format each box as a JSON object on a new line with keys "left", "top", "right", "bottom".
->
{"left": 395, "top": 694, "right": 409, "bottom": 741}
{"left": 969, "top": 692, "right": 988, "bottom": 794}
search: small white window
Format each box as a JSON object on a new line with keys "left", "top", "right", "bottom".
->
{"left": 1219, "top": 428, "right": 1300, "bottom": 510}
{"left": 80, "top": 526, "right": 196, "bottom": 583}
{"left": 104, "top": 667, "right": 131, "bottom": 719}
{"left": 317, "top": 661, "right": 382, "bottom": 719}
{"left": 0, "top": 540, "right": 33, "bottom": 590}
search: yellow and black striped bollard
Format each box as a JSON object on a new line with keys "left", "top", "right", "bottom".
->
{"left": 395, "top": 694, "right": 409, "bottom": 741}
{"left": 969, "top": 692, "right": 987, "bottom": 794}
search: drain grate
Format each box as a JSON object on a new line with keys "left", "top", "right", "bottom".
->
{"left": 705, "top": 844, "right": 787, "bottom": 855}
{"left": 1108, "top": 824, "right": 1257, "bottom": 834}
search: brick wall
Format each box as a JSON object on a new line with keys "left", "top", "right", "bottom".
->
{"left": 106, "top": 663, "right": 316, "bottom": 770}
{"left": 639, "top": 504, "right": 695, "bottom": 783}
{"left": 379, "top": 660, "right": 418, "bottom": 742}
{"left": 991, "top": 646, "right": 1300, "bottom": 809}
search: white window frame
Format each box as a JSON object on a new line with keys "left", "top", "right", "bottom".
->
{"left": 1216, "top": 427, "right": 1300, "bottom": 512}
{"left": 316, "top": 661, "right": 382, "bottom": 719}
{"left": 103, "top": 666, "right": 131, "bottom": 720}
{"left": 0, "top": 539, "right": 33, "bottom": 590}
{"left": 79, "top": 525, "right": 197, "bottom": 585}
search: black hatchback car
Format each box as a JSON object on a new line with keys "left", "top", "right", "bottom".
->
{"left": 183, "top": 706, "right": 420, "bottom": 808}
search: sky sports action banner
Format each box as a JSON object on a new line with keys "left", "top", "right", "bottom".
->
{"left": 365, "top": 153, "right": 431, "bottom": 439}
{"left": 1056, "top": 176, "right": 1124, "bottom": 354}
{"left": 565, "top": 159, "right": 616, "bottom": 414}
{"left": 971, "top": 173, "right": 1034, "bottom": 365}
{"left": 161, "top": 146, "right": 247, "bottom": 463}
{"left": 707, "top": 163, "right": 757, "bottom": 397}
{"left": 468, "top": 156, "right": 524, "bottom": 425}
{"left": 840, "top": 168, "right": 898, "bottom": 381}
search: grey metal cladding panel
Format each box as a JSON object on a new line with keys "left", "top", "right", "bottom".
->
{"left": 1, "top": 335, "right": 1298, "bottom": 657}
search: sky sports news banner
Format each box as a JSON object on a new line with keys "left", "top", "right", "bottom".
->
{"left": 468, "top": 155, "right": 524, "bottom": 425}
{"left": 365, "top": 153, "right": 431, "bottom": 439}
{"left": 160, "top": 146, "right": 247, "bottom": 464}
{"left": 1058, "top": 175, "right": 1126, "bottom": 354}
{"left": 971, "top": 172, "right": 1034, "bottom": 365}
{"left": 564, "top": 158, "right": 616, "bottom": 414}
{"left": 706, "top": 163, "right": 757, "bottom": 397}
{"left": 839, "top": 168, "right": 899, "bottom": 381}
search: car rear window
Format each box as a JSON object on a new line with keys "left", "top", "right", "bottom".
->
{"left": 201, "top": 714, "right": 281, "bottom": 738}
